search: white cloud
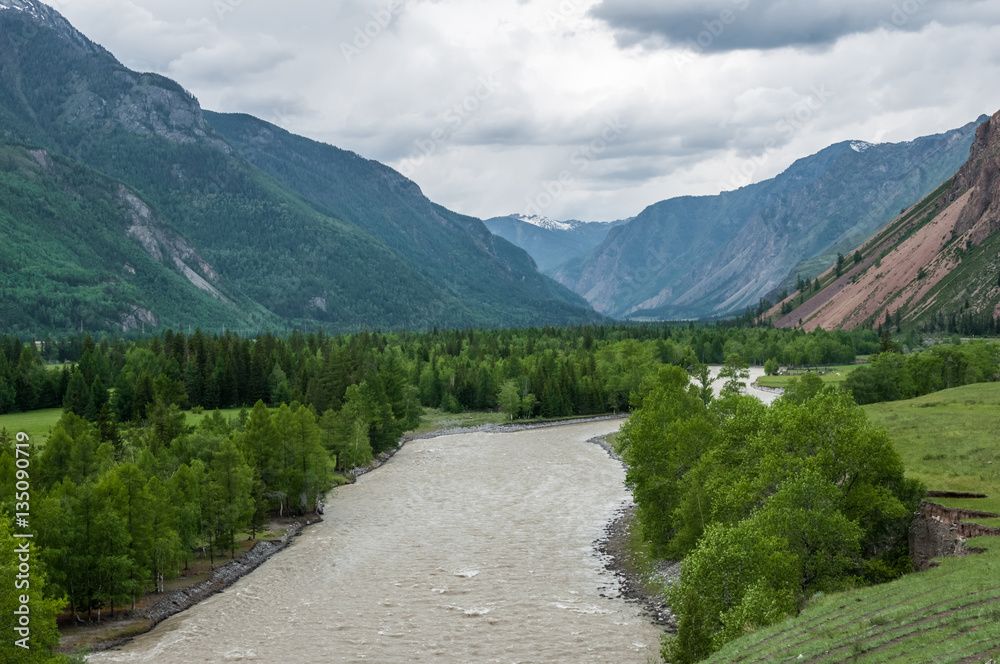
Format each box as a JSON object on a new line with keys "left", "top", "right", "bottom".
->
{"left": 40, "top": 0, "right": 1000, "bottom": 221}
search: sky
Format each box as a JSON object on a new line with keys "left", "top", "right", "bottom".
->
{"left": 38, "top": 0, "right": 1000, "bottom": 222}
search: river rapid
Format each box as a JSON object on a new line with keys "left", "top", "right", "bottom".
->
{"left": 89, "top": 420, "right": 663, "bottom": 663}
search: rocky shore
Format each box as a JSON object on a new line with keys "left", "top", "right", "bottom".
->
{"left": 75, "top": 520, "right": 316, "bottom": 653}
{"left": 588, "top": 433, "right": 679, "bottom": 631}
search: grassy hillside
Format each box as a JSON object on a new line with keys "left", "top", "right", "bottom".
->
{"left": 866, "top": 383, "right": 1000, "bottom": 521}
{"left": 701, "top": 383, "right": 1000, "bottom": 663}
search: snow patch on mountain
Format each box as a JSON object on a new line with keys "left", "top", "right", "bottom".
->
{"left": 0, "top": 0, "right": 102, "bottom": 54}
{"left": 0, "top": 0, "right": 49, "bottom": 20}
{"left": 514, "top": 214, "right": 580, "bottom": 232}
{"left": 850, "top": 141, "right": 875, "bottom": 153}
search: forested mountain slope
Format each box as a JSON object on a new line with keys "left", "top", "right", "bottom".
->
{"left": 0, "top": 0, "right": 600, "bottom": 334}
{"left": 205, "top": 112, "right": 597, "bottom": 327}
{"left": 555, "top": 119, "right": 985, "bottom": 320}
{"left": 0, "top": 144, "right": 280, "bottom": 333}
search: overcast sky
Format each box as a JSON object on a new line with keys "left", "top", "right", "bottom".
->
{"left": 40, "top": 0, "right": 1000, "bottom": 222}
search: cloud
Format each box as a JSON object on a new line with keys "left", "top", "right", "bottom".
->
{"left": 37, "top": 0, "right": 1000, "bottom": 223}
{"left": 589, "top": 0, "right": 1000, "bottom": 53}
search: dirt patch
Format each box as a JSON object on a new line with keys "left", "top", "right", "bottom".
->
{"left": 909, "top": 501, "right": 1000, "bottom": 571}
{"left": 927, "top": 491, "right": 990, "bottom": 499}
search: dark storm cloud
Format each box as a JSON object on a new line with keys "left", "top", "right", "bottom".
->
{"left": 590, "top": 0, "right": 997, "bottom": 52}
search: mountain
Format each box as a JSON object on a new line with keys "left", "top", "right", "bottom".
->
{"left": 554, "top": 119, "right": 987, "bottom": 320}
{"left": 483, "top": 214, "right": 630, "bottom": 274}
{"left": 203, "top": 112, "right": 597, "bottom": 328}
{"left": 0, "top": 144, "right": 282, "bottom": 333}
{"left": 0, "top": 0, "right": 600, "bottom": 334}
{"left": 771, "top": 108, "right": 1000, "bottom": 332}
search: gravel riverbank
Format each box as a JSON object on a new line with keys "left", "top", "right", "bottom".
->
{"left": 588, "top": 433, "right": 679, "bottom": 631}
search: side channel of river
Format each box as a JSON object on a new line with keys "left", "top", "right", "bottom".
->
{"left": 89, "top": 420, "right": 664, "bottom": 663}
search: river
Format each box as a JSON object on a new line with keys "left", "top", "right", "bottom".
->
{"left": 88, "top": 420, "right": 663, "bottom": 663}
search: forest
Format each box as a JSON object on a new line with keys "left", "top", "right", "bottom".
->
{"left": 1, "top": 323, "right": 999, "bottom": 663}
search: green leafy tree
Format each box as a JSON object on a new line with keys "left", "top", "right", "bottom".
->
{"left": 782, "top": 372, "right": 826, "bottom": 404}
{"left": 0, "top": 516, "right": 66, "bottom": 662}
{"left": 498, "top": 379, "right": 522, "bottom": 421}
{"left": 62, "top": 370, "right": 89, "bottom": 416}
{"left": 718, "top": 353, "right": 749, "bottom": 398}
{"left": 169, "top": 461, "right": 206, "bottom": 570}
{"left": 688, "top": 363, "right": 714, "bottom": 406}
{"left": 617, "top": 366, "right": 715, "bottom": 555}
{"left": 324, "top": 386, "right": 375, "bottom": 472}
{"left": 145, "top": 476, "right": 182, "bottom": 594}
{"left": 209, "top": 438, "right": 254, "bottom": 558}
{"left": 663, "top": 521, "right": 798, "bottom": 664}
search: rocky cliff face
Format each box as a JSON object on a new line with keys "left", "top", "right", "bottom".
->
{"left": 909, "top": 502, "right": 1000, "bottom": 572}
{"left": 773, "top": 108, "right": 1000, "bottom": 331}
{"left": 952, "top": 110, "right": 1000, "bottom": 243}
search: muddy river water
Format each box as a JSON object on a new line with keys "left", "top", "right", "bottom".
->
{"left": 89, "top": 420, "right": 664, "bottom": 663}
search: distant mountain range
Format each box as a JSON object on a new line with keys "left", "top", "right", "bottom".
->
{"left": 771, "top": 108, "right": 1000, "bottom": 332}
{"left": 483, "top": 215, "right": 630, "bottom": 273}
{"left": 1, "top": 0, "right": 993, "bottom": 336}
{"left": 0, "top": 0, "right": 601, "bottom": 334}
{"left": 526, "top": 120, "right": 985, "bottom": 320}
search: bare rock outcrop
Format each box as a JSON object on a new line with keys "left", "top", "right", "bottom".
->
{"left": 951, "top": 109, "right": 1000, "bottom": 243}
{"left": 909, "top": 501, "right": 1000, "bottom": 572}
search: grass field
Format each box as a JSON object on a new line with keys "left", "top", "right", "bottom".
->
{"left": 702, "top": 382, "right": 1000, "bottom": 664}
{"left": 756, "top": 364, "right": 862, "bottom": 388}
{"left": 0, "top": 408, "right": 63, "bottom": 443}
{"left": 408, "top": 408, "right": 510, "bottom": 435}
{"left": 0, "top": 407, "right": 253, "bottom": 447}
{"left": 866, "top": 383, "right": 1000, "bottom": 522}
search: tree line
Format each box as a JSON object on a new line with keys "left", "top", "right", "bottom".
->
{"left": 0, "top": 324, "right": 882, "bottom": 419}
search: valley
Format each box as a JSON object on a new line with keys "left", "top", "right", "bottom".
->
{"left": 2, "top": 1, "right": 1000, "bottom": 664}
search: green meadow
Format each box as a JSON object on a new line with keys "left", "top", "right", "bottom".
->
{"left": 756, "top": 364, "right": 862, "bottom": 388}
{"left": 0, "top": 408, "right": 62, "bottom": 444}
{"left": 0, "top": 407, "right": 252, "bottom": 448}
